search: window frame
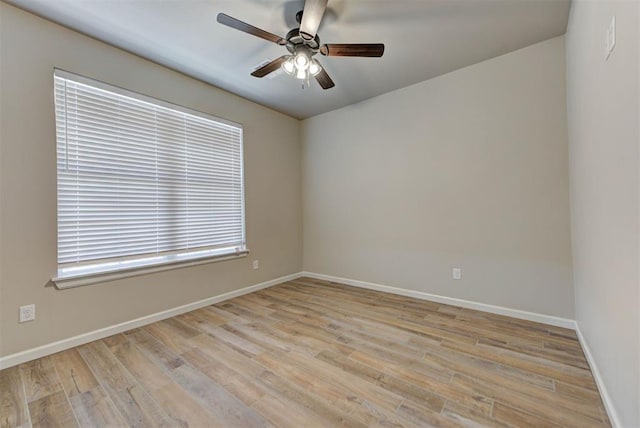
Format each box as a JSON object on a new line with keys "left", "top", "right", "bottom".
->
{"left": 51, "top": 69, "right": 248, "bottom": 289}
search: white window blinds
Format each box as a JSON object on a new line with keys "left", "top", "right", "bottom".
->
{"left": 54, "top": 70, "right": 245, "bottom": 269}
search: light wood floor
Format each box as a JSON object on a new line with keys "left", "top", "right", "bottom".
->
{"left": 1, "top": 277, "right": 610, "bottom": 427}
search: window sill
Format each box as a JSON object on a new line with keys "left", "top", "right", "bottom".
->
{"left": 52, "top": 248, "right": 249, "bottom": 289}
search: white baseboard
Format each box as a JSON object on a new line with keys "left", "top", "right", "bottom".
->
{"left": 574, "top": 324, "right": 621, "bottom": 428}
{"left": 301, "top": 271, "right": 576, "bottom": 329}
{"left": 0, "top": 272, "right": 303, "bottom": 370}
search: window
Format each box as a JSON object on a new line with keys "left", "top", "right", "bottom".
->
{"left": 53, "top": 70, "right": 246, "bottom": 288}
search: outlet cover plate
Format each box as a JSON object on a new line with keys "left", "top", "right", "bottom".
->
{"left": 19, "top": 304, "right": 35, "bottom": 323}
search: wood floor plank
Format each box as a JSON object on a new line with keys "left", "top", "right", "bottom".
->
{"left": 421, "top": 340, "right": 557, "bottom": 391}
{"left": 104, "top": 382, "right": 173, "bottom": 427}
{"left": 349, "top": 352, "right": 493, "bottom": 413}
{"left": 182, "top": 347, "right": 269, "bottom": 410}
{"left": 143, "top": 321, "right": 199, "bottom": 355}
{"left": 0, "top": 278, "right": 610, "bottom": 427}
{"left": 395, "top": 400, "right": 461, "bottom": 428}
{"left": 554, "top": 379, "right": 604, "bottom": 402}
{"left": 180, "top": 348, "right": 239, "bottom": 384}
{"left": 349, "top": 342, "right": 454, "bottom": 384}
{"left": 420, "top": 344, "right": 603, "bottom": 422}
{"left": 204, "top": 305, "right": 251, "bottom": 325}
{"left": 19, "top": 357, "right": 64, "bottom": 404}
{"left": 130, "top": 326, "right": 270, "bottom": 427}
{"left": 251, "top": 392, "right": 334, "bottom": 428}
{"left": 77, "top": 341, "right": 173, "bottom": 427}
{"left": 255, "top": 349, "right": 413, "bottom": 416}
{"left": 176, "top": 307, "right": 226, "bottom": 329}
{"left": 271, "top": 322, "right": 355, "bottom": 357}
{"left": 452, "top": 373, "right": 606, "bottom": 427}
{"left": 107, "top": 335, "right": 173, "bottom": 392}
{"left": 76, "top": 342, "right": 134, "bottom": 391}
{"left": 51, "top": 348, "right": 99, "bottom": 398}
{"left": 422, "top": 312, "right": 547, "bottom": 348}
{"left": 219, "top": 322, "right": 295, "bottom": 354}
{"left": 331, "top": 319, "right": 427, "bottom": 361}
{"left": 491, "top": 401, "right": 564, "bottom": 428}
{"left": 255, "top": 369, "right": 366, "bottom": 427}
{"left": 446, "top": 339, "right": 596, "bottom": 390}
{"left": 324, "top": 350, "right": 493, "bottom": 416}
{"left": 215, "top": 369, "right": 267, "bottom": 407}
{"left": 0, "top": 366, "right": 30, "bottom": 428}
{"left": 125, "top": 330, "right": 186, "bottom": 372}
{"left": 151, "top": 383, "right": 222, "bottom": 427}
{"left": 28, "top": 391, "right": 77, "bottom": 428}
{"left": 226, "top": 296, "right": 278, "bottom": 317}
{"left": 188, "top": 333, "right": 267, "bottom": 380}
{"left": 204, "top": 324, "right": 266, "bottom": 357}
{"left": 477, "top": 338, "right": 590, "bottom": 370}
{"left": 441, "top": 400, "right": 509, "bottom": 427}
{"left": 68, "top": 386, "right": 126, "bottom": 427}
{"left": 278, "top": 285, "right": 478, "bottom": 345}
{"left": 168, "top": 364, "right": 270, "bottom": 428}
{"left": 254, "top": 291, "right": 339, "bottom": 325}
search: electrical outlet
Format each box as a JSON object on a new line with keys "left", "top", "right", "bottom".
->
{"left": 19, "top": 304, "right": 35, "bottom": 323}
{"left": 252, "top": 259, "right": 259, "bottom": 270}
{"left": 452, "top": 268, "right": 462, "bottom": 280}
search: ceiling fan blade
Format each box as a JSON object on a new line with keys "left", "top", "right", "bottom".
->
{"left": 251, "top": 56, "right": 289, "bottom": 78}
{"left": 320, "top": 44, "right": 385, "bottom": 57}
{"left": 217, "top": 13, "right": 286, "bottom": 46}
{"left": 314, "top": 63, "right": 335, "bottom": 90}
{"left": 299, "top": 0, "right": 328, "bottom": 41}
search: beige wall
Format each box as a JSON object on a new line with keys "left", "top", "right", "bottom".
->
{"left": 302, "top": 36, "right": 574, "bottom": 318}
{"left": 0, "top": 3, "right": 302, "bottom": 357}
{"left": 566, "top": 1, "right": 640, "bottom": 426}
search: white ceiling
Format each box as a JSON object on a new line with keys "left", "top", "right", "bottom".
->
{"left": 7, "top": 0, "right": 571, "bottom": 119}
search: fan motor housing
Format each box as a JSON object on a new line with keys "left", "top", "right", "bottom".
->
{"left": 285, "top": 28, "right": 320, "bottom": 54}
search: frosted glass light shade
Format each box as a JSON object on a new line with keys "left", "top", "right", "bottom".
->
{"left": 294, "top": 53, "right": 309, "bottom": 69}
{"left": 309, "top": 61, "right": 321, "bottom": 76}
{"left": 282, "top": 57, "right": 295, "bottom": 75}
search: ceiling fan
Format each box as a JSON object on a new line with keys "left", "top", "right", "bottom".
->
{"left": 217, "top": 0, "right": 385, "bottom": 90}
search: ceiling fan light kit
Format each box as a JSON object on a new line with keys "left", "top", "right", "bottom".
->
{"left": 283, "top": 54, "right": 321, "bottom": 76}
{"left": 217, "top": 0, "right": 384, "bottom": 90}
{"left": 281, "top": 46, "right": 322, "bottom": 88}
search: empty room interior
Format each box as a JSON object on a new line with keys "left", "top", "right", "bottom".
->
{"left": 0, "top": 0, "right": 638, "bottom": 427}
